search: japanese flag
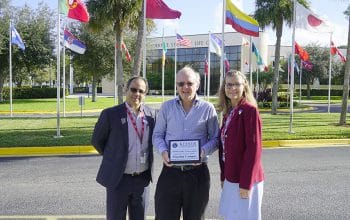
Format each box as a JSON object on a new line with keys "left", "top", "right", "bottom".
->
{"left": 295, "top": 2, "right": 333, "bottom": 33}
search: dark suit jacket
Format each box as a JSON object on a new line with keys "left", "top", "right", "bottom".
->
{"left": 91, "top": 103, "right": 156, "bottom": 189}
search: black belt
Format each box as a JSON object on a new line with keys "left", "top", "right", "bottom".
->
{"left": 124, "top": 171, "right": 146, "bottom": 177}
{"left": 171, "top": 163, "right": 204, "bottom": 171}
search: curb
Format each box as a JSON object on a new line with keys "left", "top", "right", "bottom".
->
{"left": 0, "top": 139, "right": 349, "bottom": 157}
{"left": 0, "top": 146, "right": 98, "bottom": 157}
{"left": 263, "top": 139, "right": 350, "bottom": 148}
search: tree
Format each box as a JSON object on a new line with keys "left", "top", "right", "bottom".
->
{"left": 255, "top": 0, "right": 308, "bottom": 114}
{"left": 87, "top": 0, "right": 143, "bottom": 104}
{"left": 0, "top": 0, "right": 11, "bottom": 102}
{"left": 0, "top": 2, "right": 55, "bottom": 102}
{"left": 73, "top": 26, "right": 115, "bottom": 102}
{"left": 339, "top": 5, "right": 350, "bottom": 125}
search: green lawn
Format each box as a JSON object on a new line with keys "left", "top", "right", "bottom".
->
{"left": 0, "top": 112, "right": 349, "bottom": 147}
{"left": 0, "top": 96, "right": 177, "bottom": 113}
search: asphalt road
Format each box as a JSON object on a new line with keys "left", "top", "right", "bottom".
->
{"left": 0, "top": 146, "right": 349, "bottom": 220}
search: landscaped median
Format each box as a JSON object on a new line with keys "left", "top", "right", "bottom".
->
{"left": 1, "top": 139, "right": 350, "bottom": 157}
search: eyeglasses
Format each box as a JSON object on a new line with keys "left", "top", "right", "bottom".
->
{"left": 225, "top": 83, "right": 243, "bottom": 89}
{"left": 176, "top": 82, "right": 194, "bottom": 87}
{"left": 129, "top": 87, "right": 146, "bottom": 94}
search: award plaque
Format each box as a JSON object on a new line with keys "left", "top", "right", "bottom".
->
{"left": 169, "top": 139, "right": 201, "bottom": 164}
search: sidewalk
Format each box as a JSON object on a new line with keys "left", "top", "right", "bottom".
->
{"left": 1, "top": 139, "right": 349, "bottom": 157}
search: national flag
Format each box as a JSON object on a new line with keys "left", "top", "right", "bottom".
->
{"left": 204, "top": 58, "right": 209, "bottom": 76}
{"left": 11, "top": 25, "right": 25, "bottom": 51}
{"left": 295, "top": 2, "right": 333, "bottom": 33}
{"left": 64, "top": 29, "right": 86, "bottom": 54}
{"left": 252, "top": 42, "right": 263, "bottom": 66}
{"left": 60, "top": 0, "right": 89, "bottom": 23}
{"left": 121, "top": 42, "right": 132, "bottom": 62}
{"left": 146, "top": 0, "right": 181, "bottom": 19}
{"left": 224, "top": 54, "right": 230, "bottom": 73}
{"left": 209, "top": 34, "right": 222, "bottom": 57}
{"left": 295, "top": 42, "right": 309, "bottom": 61}
{"left": 330, "top": 41, "right": 346, "bottom": 63}
{"left": 241, "top": 37, "right": 249, "bottom": 47}
{"left": 162, "top": 40, "right": 167, "bottom": 66}
{"left": 116, "top": 41, "right": 132, "bottom": 62}
{"left": 176, "top": 33, "right": 191, "bottom": 47}
{"left": 302, "top": 60, "right": 313, "bottom": 71}
{"left": 225, "top": 0, "right": 259, "bottom": 37}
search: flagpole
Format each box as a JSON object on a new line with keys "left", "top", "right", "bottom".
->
{"left": 174, "top": 31, "right": 177, "bottom": 97}
{"left": 249, "top": 36, "right": 252, "bottom": 89}
{"left": 327, "top": 32, "right": 333, "bottom": 113}
{"left": 256, "top": 67, "right": 259, "bottom": 100}
{"left": 299, "top": 60, "right": 302, "bottom": 105}
{"left": 55, "top": 3, "right": 62, "bottom": 138}
{"left": 161, "top": 27, "right": 165, "bottom": 102}
{"left": 289, "top": 0, "right": 296, "bottom": 134}
{"left": 62, "top": 27, "right": 66, "bottom": 117}
{"left": 9, "top": 20, "right": 13, "bottom": 117}
{"left": 142, "top": 0, "right": 147, "bottom": 78}
{"left": 207, "top": 32, "right": 211, "bottom": 101}
{"left": 69, "top": 53, "right": 73, "bottom": 94}
{"left": 220, "top": 0, "right": 226, "bottom": 86}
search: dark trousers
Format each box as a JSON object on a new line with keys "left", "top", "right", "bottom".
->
{"left": 154, "top": 164, "right": 210, "bottom": 220}
{"left": 106, "top": 172, "right": 149, "bottom": 220}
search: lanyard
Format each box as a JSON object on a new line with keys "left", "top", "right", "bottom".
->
{"left": 221, "top": 109, "right": 235, "bottom": 146}
{"left": 126, "top": 107, "right": 145, "bottom": 144}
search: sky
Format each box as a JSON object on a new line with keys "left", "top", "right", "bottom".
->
{"left": 12, "top": 0, "right": 350, "bottom": 47}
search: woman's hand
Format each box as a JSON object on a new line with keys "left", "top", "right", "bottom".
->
{"left": 239, "top": 188, "right": 250, "bottom": 199}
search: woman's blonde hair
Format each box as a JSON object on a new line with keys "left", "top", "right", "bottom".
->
{"left": 217, "top": 70, "right": 257, "bottom": 115}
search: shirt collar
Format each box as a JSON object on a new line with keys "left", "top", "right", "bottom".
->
{"left": 125, "top": 102, "right": 144, "bottom": 114}
{"left": 175, "top": 95, "right": 200, "bottom": 107}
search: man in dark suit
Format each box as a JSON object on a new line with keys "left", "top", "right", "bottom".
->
{"left": 92, "top": 76, "right": 156, "bottom": 220}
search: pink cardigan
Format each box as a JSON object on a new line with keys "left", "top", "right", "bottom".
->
{"left": 219, "top": 99, "right": 264, "bottom": 190}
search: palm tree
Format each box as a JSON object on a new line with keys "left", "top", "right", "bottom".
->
{"left": 254, "top": 0, "right": 308, "bottom": 114}
{"left": 339, "top": 5, "right": 350, "bottom": 125}
{"left": 87, "top": 0, "right": 143, "bottom": 104}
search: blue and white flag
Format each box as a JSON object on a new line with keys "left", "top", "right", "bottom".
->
{"left": 64, "top": 29, "right": 86, "bottom": 54}
{"left": 11, "top": 26, "right": 25, "bottom": 50}
{"left": 209, "top": 34, "right": 222, "bottom": 57}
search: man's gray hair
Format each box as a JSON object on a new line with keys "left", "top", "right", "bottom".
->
{"left": 176, "top": 65, "right": 200, "bottom": 85}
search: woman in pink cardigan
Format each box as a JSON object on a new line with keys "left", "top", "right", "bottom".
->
{"left": 217, "top": 70, "right": 264, "bottom": 220}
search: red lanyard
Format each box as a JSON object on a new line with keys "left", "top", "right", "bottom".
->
{"left": 126, "top": 107, "right": 145, "bottom": 144}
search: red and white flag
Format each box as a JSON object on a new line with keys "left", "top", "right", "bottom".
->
{"left": 295, "top": 2, "right": 333, "bottom": 33}
{"left": 331, "top": 41, "right": 346, "bottom": 63}
{"left": 116, "top": 41, "right": 132, "bottom": 62}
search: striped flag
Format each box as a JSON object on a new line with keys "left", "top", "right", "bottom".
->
{"left": 330, "top": 41, "right": 346, "bottom": 63}
{"left": 209, "top": 34, "right": 222, "bottom": 57}
{"left": 176, "top": 33, "right": 191, "bottom": 47}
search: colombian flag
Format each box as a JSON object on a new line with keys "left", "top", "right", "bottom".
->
{"left": 225, "top": 0, "right": 259, "bottom": 37}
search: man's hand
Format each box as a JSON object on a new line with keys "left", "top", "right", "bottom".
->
{"left": 162, "top": 151, "right": 173, "bottom": 167}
